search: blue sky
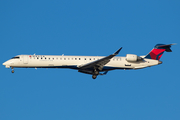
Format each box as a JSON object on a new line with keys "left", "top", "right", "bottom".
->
{"left": 0, "top": 0, "right": 180, "bottom": 120}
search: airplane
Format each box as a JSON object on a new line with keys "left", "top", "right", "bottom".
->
{"left": 2, "top": 44, "right": 175, "bottom": 79}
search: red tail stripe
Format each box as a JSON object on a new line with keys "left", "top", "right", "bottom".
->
{"left": 149, "top": 49, "right": 165, "bottom": 60}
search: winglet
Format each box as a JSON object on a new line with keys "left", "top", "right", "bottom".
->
{"left": 113, "top": 47, "right": 122, "bottom": 55}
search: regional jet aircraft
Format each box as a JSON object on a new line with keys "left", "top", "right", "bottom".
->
{"left": 3, "top": 44, "right": 175, "bottom": 79}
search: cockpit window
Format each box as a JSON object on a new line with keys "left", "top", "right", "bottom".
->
{"left": 11, "top": 56, "right": 20, "bottom": 59}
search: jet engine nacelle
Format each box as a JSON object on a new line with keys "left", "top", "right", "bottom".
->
{"left": 126, "top": 54, "right": 142, "bottom": 62}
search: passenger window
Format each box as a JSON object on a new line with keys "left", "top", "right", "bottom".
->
{"left": 79, "top": 58, "right": 81, "bottom": 60}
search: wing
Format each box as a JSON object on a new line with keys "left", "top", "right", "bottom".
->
{"left": 79, "top": 47, "right": 122, "bottom": 73}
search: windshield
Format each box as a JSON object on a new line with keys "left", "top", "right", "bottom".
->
{"left": 11, "top": 56, "right": 20, "bottom": 59}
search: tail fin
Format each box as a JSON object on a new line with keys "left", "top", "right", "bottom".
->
{"left": 145, "top": 44, "right": 175, "bottom": 60}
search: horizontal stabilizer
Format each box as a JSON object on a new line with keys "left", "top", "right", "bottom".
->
{"left": 155, "top": 43, "right": 176, "bottom": 52}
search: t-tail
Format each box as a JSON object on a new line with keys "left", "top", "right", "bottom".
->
{"left": 145, "top": 44, "right": 176, "bottom": 60}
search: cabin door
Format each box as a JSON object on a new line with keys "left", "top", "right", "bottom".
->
{"left": 23, "top": 55, "right": 28, "bottom": 64}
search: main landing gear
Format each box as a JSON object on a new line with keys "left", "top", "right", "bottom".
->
{"left": 92, "top": 71, "right": 108, "bottom": 79}
{"left": 92, "top": 74, "right": 97, "bottom": 79}
{"left": 92, "top": 70, "right": 99, "bottom": 79}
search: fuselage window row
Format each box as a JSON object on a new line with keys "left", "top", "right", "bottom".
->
{"left": 29, "top": 57, "right": 104, "bottom": 61}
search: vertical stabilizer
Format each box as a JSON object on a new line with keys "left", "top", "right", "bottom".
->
{"left": 145, "top": 44, "right": 175, "bottom": 60}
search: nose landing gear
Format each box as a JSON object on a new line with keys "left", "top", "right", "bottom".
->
{"left": 11, "top": 67, "right": 14, "bottom": 73}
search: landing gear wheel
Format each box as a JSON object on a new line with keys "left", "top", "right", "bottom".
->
{"left": 94, "top": 71, "right": 99, "bottom": 75}
{"left": 11, "top": 67, "right": 14, "bottom": 73}
{"left": 92, "top": 75, "right": 97, "bottom": 79}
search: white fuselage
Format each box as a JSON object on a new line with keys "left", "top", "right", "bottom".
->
{"left": 3, "top": 44, "right": 173, "bottom": 79}
{"left": 3, "top": 55, "right": 160, "bottom": 71}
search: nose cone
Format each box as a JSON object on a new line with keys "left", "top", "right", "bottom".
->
{"left": 3, "top": 61, "right": 7, "bottom": 66}
{"left": 2, "top": 61, "right": 11, "bottom": 68}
